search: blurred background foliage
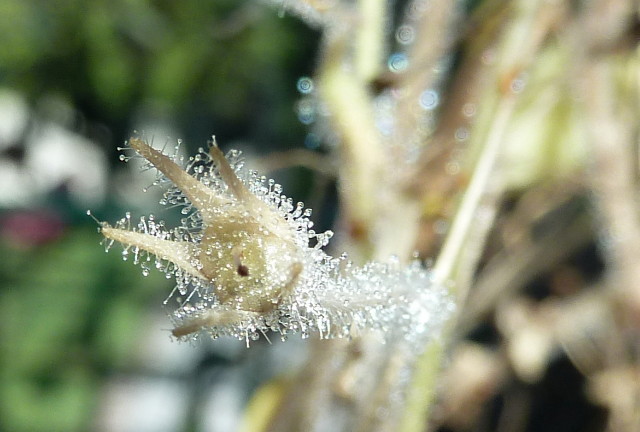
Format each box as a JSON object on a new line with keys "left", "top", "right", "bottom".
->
{"left": 0, "top": 0, "right": 318, "bottom": 148}
{"left": 0, "top": 1, "right": 320, "bottom": 431}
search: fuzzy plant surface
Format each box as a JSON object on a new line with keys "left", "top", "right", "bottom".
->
{"left": 93, "top": 137, "right": 454, "bottom": 345}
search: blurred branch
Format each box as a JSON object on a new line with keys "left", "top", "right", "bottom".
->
{"left": 355, "top": 0, "right": 385, "bottom": 82}
{"left": 318, "top": 20, "right": 385, "bottom": 251}
{"left": 391, "top": 0, "right": 459, "bottom": 155}
{"left": 576, "top": 3, "right": 640, "bottom": 431}
{"left": 457, "top": 197, "right": 593, "bottom": 336}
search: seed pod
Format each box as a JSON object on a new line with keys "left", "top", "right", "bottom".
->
{"left": 95, "top": 136, "right": 453, "bottom": 345}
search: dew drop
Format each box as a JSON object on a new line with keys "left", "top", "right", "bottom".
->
{"left": 445, "top": 161, "right": 460, "bottom": 175}
{"left": 296, "top": 98, "right": 316, "bottom": 125}
{"left": 454, "top": 127, "right": 469, "bottom": 142}
{"left": 388, "top": 53, "right": 409, "bottom": 73}
{"left": 419, "top": 90, "right": 439, "bottom": 110}
{"left": 304, "top": 133, "right": 320, "bottom": 150}
{"left": 296, "top": 76, "right": 314, "bottom": 94}
{"left": 395, "top": 25, "right": 415, "bottom": 45}
{"left": 433, "top": 219, "right": 449, "bottom": 235}
{"left": 510, "top": 76, "right": 526, "bottom": 93}
{"left": 462, "top": 103, "right": 476, "bottom": 117}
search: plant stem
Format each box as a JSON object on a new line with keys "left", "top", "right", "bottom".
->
{"left": 432, "top": 95, "right": 515, "bottom": 290}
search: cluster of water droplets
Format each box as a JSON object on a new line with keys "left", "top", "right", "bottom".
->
{"left": 170, "top": 245, "right": 454, "bottom": 346}
{"left": 105, "top": 139, "right": 453, "bottom": 346}
{"left": 297, "top": 256, "right": 455, "bottom": 343}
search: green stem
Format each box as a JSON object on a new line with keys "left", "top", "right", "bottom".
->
{"left": 432, "top": 96, "right": 515, "bottom": 289}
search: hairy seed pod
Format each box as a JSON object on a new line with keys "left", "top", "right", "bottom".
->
{"left": 94, "top": 136, "right": 453, "bottom": 345}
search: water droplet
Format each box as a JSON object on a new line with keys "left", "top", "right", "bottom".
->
{"left": 419, "top": 90, "right": 439, "bottom": 110}
{"left": 296, "top": 76, "right": 314, "bottom": 94}
{"left": 304, "top": 133, "right": 320, "bottom": 150}
{"left": 295, "top": 98, "right": 316, "bottom": 125}
{"left": 396, "top": 25, "right": 415, "bottom": 45}
{"left": 445, "top": 161, "right": 460, "bottom": 175}
{"left": 388, "top": 53, "right": 409, "bottom": 73}
{"left": 454, "top": 127, "right": 469, "bottom": 142}
{"left": 462, "top": 103, "right": 476, "bottom": 117}
{"left": 433, "top": 219, "right": 449, "bottom": 235}
{"left": 511, "top": 76, "right": 526, "bottom": 93}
